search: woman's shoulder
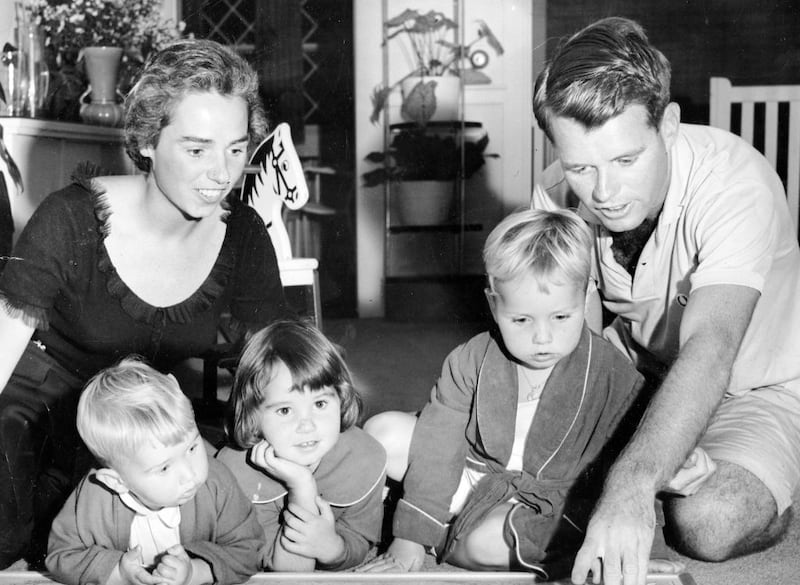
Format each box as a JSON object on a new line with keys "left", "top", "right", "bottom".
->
{"left": 224, "top": 196, "right": 266, "bottom": 229}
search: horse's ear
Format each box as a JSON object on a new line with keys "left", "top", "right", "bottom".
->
{"left": 273, "top": 123, "right": 309, "bottom": 210}
{"left": 241, "top": 130, "right": 276, "bottom": 207}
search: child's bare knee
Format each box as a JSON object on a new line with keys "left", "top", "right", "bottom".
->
{"left": 363, "top": 411, "right": 416, "bottom": 481}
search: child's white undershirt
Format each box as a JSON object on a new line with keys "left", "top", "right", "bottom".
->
{"left": 120, "top": 492, "right": 181, "bottom": 569}
{"left": 448, "top": 363, "right": 554, "bottom": 514}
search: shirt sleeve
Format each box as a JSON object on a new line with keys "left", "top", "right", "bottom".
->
{"left": 688, "top": 176, "right": 777, "bottom": 293}
{"left": 393, "top": 337, "right": 483, "bottom": 547}
{"left": 45, "top": 477, "right": 125, "bottom": 585}
{"left": 319, "top": 470, "right": 386, "bottom": 571}
{"left": 183, "top": 459, "right": 263, "bottom": 583}
{"left": 0, "top": 187, "right": 82, "bottom": 329}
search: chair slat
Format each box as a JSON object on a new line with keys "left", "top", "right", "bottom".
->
{"left": 709, "top": 77, "right": 800, "bottom": 238}
{"left": 764, "top": 102, "right": 779, "bottom": 167}
{"left": 741, "top": 103, "right": 755, "bottom": 144}
{"left": 787, "top": 102, "right": 800, "bottom": 235}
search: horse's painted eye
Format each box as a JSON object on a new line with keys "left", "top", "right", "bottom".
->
{"left": 281, "top": 160, "right": 290, "bottom": 171}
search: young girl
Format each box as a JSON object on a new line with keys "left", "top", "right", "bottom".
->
{"left": 216, "top": 320, "right": 387, "bottom": 572}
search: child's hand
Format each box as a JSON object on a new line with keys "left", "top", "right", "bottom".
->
{"left": 152, "top": 545, "right": 192, "bottom": 585}
{"left": 250, "top": 440, "right": 313, "bottom": 489}
{"left": 356, "top": 537, "right": 425, "bottom": 572}
{"left": 664, "top": 446, "right": 717, "bottom": 496}
{"left": 280, "top": 495, "right": 345, "bottom": 565}
{"left": 118, "top": 546, "right": 159, "bottom": 585}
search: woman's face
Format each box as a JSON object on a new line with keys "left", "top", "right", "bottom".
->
{"left": 141, "top": 91, "right": 250, "bottom": 220}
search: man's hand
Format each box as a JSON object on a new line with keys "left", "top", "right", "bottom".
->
{"left": 571, "top": 489, "right": 655, "bottom": 585}
{"left": 152, "top": 545, "right": 193, "bottom": 585}
{"left": 117, "top": 547, "right": 159, "bottom": 585}
{"left": 663, "top": 447, "right": 716, "bottom": 497}
{"left": 356, "top": 538, "right": 426, "bottom": 573}
{"left": 280, "top": 495, "right": 345, "bottom": 565}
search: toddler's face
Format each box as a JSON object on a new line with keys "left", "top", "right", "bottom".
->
{"left": 113, "top": 429, "right": 208, "bottom": 510}
{"left": 257, "top": 360, "right": 341, "bottom": 471}
{"left": 488, "top": 273, "right": 585, "bottom": 370}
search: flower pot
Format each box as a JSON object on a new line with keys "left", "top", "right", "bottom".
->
{"left": 391, "top": 180, "right": 455, "bottom": 226}
{"left": 400, "top": 76, "right": 461, "bottom": 124}
{"left": 79, "top": 46, "right": 125, "bottom": 127}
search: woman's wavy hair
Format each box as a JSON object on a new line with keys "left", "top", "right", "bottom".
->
{"left": 228, "top": 320, "right": 363, "bottom": 449}
{"left": 533, "top": 17, "right": 671, "bottom": 142}
{"left": 124, "top": 38, "right": 268, "bottom": 172}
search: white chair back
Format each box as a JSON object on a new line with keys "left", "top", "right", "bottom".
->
{"left": 709, "top": 76, "right": 800, "bottom": 236}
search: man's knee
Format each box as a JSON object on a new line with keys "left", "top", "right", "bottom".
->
{"left": 663, "top": 462, "right": 787, "bottom": 561}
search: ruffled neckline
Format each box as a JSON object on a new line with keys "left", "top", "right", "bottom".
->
{"left": 81, "top": 170, "right": 236, "bottom": 325}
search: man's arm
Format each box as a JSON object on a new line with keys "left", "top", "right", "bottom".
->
{"left": 572, "top": 283, "right": 759, "bottom": 585}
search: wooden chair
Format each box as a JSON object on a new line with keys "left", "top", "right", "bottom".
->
{"left": 200, "top": 123, "right": 321, "bottom": 410}
{"left": 709, "top": 76, "right": 800, "bottom": 235}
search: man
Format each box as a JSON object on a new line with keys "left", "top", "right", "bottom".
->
{"left": 532, "top": 16, "right": 800, "bottom": 585}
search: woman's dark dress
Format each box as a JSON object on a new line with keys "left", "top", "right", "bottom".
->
{"left": 0, "top": 177, "right": 289, "bottom": 567}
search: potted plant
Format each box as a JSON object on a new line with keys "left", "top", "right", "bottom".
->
{"left": 362, "top": 124, "right": 495, "bottom": 225}
{"left": 370, "top": 9, "right": 504, "bottom": 126}
{"left": 28, "top": 0, "right": 186, "bottom": 122}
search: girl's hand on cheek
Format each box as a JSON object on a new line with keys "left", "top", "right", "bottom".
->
{"left": 249, "top": 440, "right": 312, "bottom": 489}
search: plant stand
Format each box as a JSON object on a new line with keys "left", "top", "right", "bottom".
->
{"left": 390, "top": 180, "right": 455, "bottom": 226}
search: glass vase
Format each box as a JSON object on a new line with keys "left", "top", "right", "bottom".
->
{"left": 78, "top": 46, "right": 125, "bottom": 127}
{"left": 2, "top": 3, "right": 49, "bottom": 117}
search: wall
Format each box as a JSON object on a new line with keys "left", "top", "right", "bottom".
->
{"left": 545, "top": 0, "right": 800, "bottom": 123}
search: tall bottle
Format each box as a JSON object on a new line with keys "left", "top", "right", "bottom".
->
{"left": 6, "top": 1, "right": 49, "bottom": 117}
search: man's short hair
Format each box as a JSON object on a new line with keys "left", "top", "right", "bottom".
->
{"left": 78, "top": 356, "right": 197, "bottom": 467}
{"left": 484, "top": 208, "right": 593, "bottom": 292}
{"left": 533, "top": 16, "right": 671, "bottom": 141}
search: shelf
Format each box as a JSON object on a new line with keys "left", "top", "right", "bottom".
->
{"left": 389, "top": 121, "right": 483, "bottom": 132}
{"left": 388, "top": 223, "right": 482, "bottom": 234}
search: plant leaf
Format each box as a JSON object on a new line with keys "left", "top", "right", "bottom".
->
{"left": 400, "top": 80, "right": 437, "bottom": 126}
{"left": 370, "top": 85, "right": 392, "bottom": 124}
{"left": 461, "top": 69, "right": 491, "bottom": 85}
{"left": 477, "top": 20, "right": 504, "bottom": 55}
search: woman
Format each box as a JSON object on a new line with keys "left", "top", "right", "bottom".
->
{"left": 0, "top": 39, "right": 289, "bottom": 568}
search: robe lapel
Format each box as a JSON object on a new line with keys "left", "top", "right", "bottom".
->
{"left": 524, "top": 326, "right": 592, "bottom": 477}
{"left": 474, "top": 338, "right": 519, "bottom": 465}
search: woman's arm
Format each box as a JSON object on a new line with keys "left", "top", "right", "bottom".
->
{"left": 0, "top": 305, "right": 35, "bottom": 394}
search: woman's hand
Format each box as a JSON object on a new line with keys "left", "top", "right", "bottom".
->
{"left": 280, "top": 495, "right": 345, "bottom": 565}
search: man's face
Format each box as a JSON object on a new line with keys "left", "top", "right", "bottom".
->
{"left": 549, "top": 103, "right": 679, "bottom": 233}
